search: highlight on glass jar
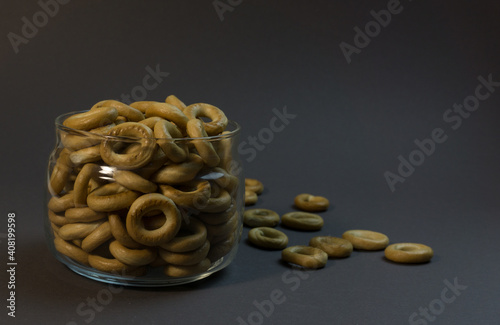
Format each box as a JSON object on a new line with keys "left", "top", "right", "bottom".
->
{"left": 45, "top": 101, "right": 244, "bottom": 286}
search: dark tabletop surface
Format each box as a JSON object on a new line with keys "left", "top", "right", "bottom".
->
{"left": 1, "top": 1, "right": 499, "bottom": 324}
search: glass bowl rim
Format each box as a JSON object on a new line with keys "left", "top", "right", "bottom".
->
{"left": 55, "top": 110, "right": 241, "bottom": 142}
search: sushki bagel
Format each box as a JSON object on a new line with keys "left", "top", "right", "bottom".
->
{"left": 159, "top": 217, "right": 207, "bottom": 253}
{"left": 384, "top": 243, "right": 434, "bottom": 264}
{"left": 63, "top": 107, "right": 118, "bottom": 131}
{"left": 342, "top": 230, "right": 389, "bottom": 251}
{"left": 294, "top": 193, "right": 329, "bottom": 212}
{"left": 126, "top": 193, "right": 182, "bottom": 247}
{"left": 153, "top": 119, "right": 188, "bottom": 163}
{"left": 248, "top": 227, "right": 288, "bottom": 250}
{"left": 100, "top": 122, "right": 156, "bottom": 169}
{"left": 183, "top": 103, "right": 228, "bottom": 136}
{"left": 281, "top": 245, "right": 328, "bottom": 269}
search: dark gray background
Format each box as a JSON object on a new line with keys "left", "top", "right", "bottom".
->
{"left": 1, "top": 0, "right": 499, "bottom": 324}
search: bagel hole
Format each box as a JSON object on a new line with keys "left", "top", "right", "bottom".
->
{"left": 397, "top": 245, "right": 419, "bottom": 252}
{"left": 142, "top": 214, "right": 166, "bottom": 230}
{"left": 198, "top": 116, "right": 212, "bottom": 123}
{"left": 108, "top": 140, "right": 126, "bottom": 152}
{"left": 116, "top": 142, "right": 142, "bottom": 154}
{"left": 304, "top": 195, "right": 314, "bottom": 202}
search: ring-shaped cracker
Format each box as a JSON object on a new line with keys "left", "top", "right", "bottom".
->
{"left": 281, "top": 212, "right": 324, "bottom": 231}
{"left": 135, "top": 146, "right": 169, "bottom": 179}
{"left": 151, "top": 153, "right": 204, "bottom": 184}
{"left": 63, "top": 107, "right": 118, "bottom": 131}
{"left": 243, "top": 209, "right": 280, "bottom": 228}
{"left": 384, "top": 243, "right": 433, "bottom": 264}
{"left": 73, "top": 163, "right": 101, "bottom": 207}
{"left": 281, "top": 245, "right": 328, "bottom": 269}
{"left": 205, "top": 211, "right": 239, "bottom": 241}
{"left": 58, "top": 221, "right": 104, "bottom": 241}
{"left": 69, "top": 145, "right": 101, "bottom": 166}
{"left": 201, "top": 167, "right": 239, "bottom": 195}
{"left": 108, "top": 213, "right": 144, "bottom": 249}
{"left": 159, "top": 240, "right": 210, "bottom": 266}
{"left": 342, "top": 229, "right": 389, "bottom": 251}
{"left": 139, "top": 116, "right": 163, "bottom": 129}
{"left": 91, "top": 100, "right": 144, "bottom": 122}
{"left": 154, "top": 119, "right": 188, "bottom": 163}
{"left": 129, "top": 101, "right": 158, "bottom": 113}
{"left": 163, "top": 258, "right": 211, "bottom": 277}
{"left": 207, "top": 232, "right": 237, "bottom": 262}
{"left": 186, "top": 119, "right": 220, "bottom": 167}
{"left": 87, "top": 183, "right": 139, "bottom": 212}
{"left": 245, "top": 178, "right": 264, "bottom": 195}
{"left": 49, "top": 149, "right": 73, "bottom": 195}
{"left": 126, "top": 193, "right": 182, "bottom": 246}
{"left": 184, "top": 103, "right": 228, "bottom": 136}
{"left": 48, "top": 192, "right": 75, "bottom": 213}
{"left": 248, "top": 227, "right": 288, "bottom": 250}
{"left": 87, "top": 254, "right": 146, "bottom": 276}
{"left": 245, "top": 190, "right": 258, "bottom": 206}
{"left": 159, "top": 180, "right": 211, "bottom": 208}
{"left": 144, "top": 102, "right": 189, "bottom": 132}
{"left": 65, "top": 207, "right": 107, "bottom": 223}
{"left": 109, "top": 240, "right": 157, "bottom": 266}
{"left": 214, "top": 131, "right": 233, "bottom": 170}
{"left": 81, "top": 221, "right": 113, "bottom": 253}
{"left": 100, "top": 122, "right": 155, "bottom": 169}
{"left": 54, "top": 237, "right": 90, "bottom": 266}
{"left": 294, "top": 193, "right": 330, "bottom": 212}
{"left": 48, "top": 210, "right": 71, "bottom": 227}
{"left": 60, "top": 124, "right": 115, "bottom": 151}
{"left": 159, "top": 218, "right": 207, "bottom": 253}
{"left": 113, "top": 170, "right": 157, "bottom": 193}
{"left": 197, "top": 202, "right": 236, "bottom": 225}
{"left": 199, "top": 186, "right": 232, "bottom": 213}
{"left": 309, "top": 236, "right": 353, "bottom": 258}
{"left": 165, "top": 95, "right": 187, "bottom": 111}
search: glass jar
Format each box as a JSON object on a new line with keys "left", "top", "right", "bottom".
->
{"left": 45, "top": 110, "right": 244, "bottom": 286}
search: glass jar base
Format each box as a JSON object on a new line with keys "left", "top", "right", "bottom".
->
{"left": 54, "top": 246, "right": 239, "bottom": 287}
